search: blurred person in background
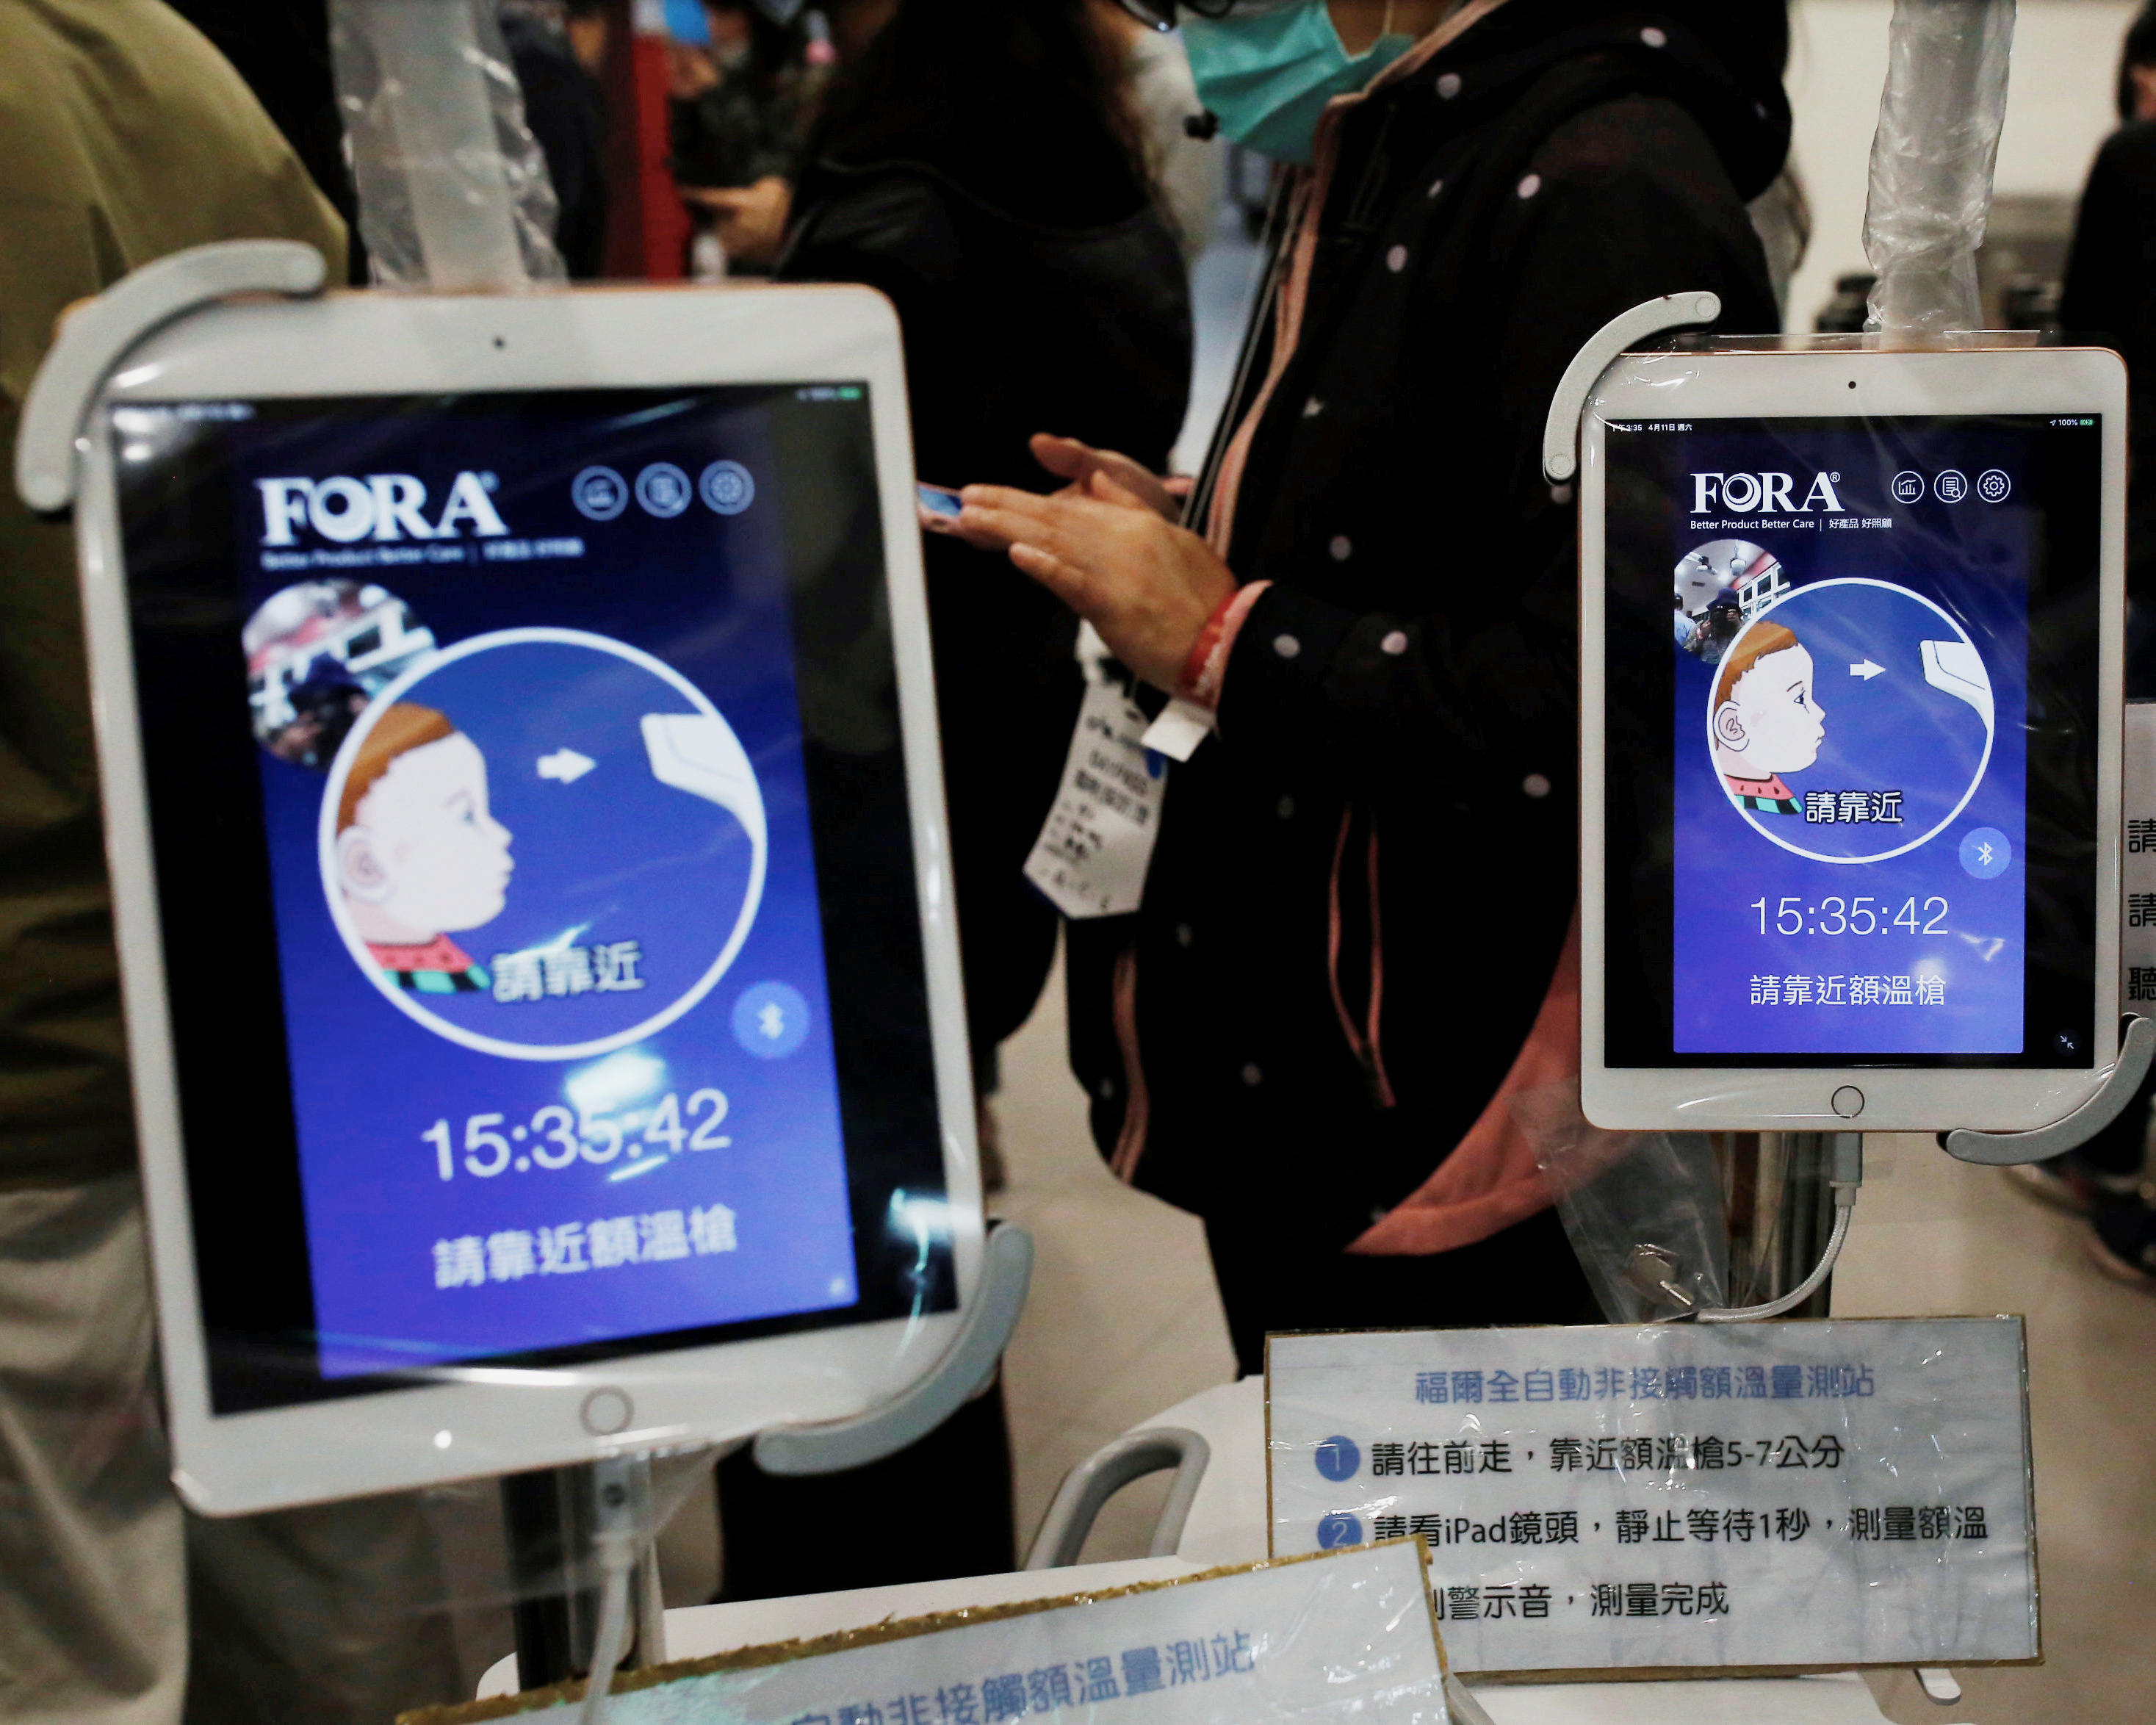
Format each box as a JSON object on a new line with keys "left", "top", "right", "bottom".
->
{"left": 707, "top": 0, "right": 1191, "bottom": 1598}
{"left": 779, "top": 0, "right": 1191, "bottom": 1172}
{"left": 953, "top": 0, "right": 1788, "bottom": 1370}
{"left": 670, "top": 0, "right": 820, "bottom": 272}
{"left": 0, "top": 13, "right": 474, "bottom": 1725}
{"left": 2021, "top": 0, "right": 2156, "bottom": 1288}
{"left": 167, "top": 1, "right": 610, "bottom": 281}
{"left": 1094, "top": 1, "right": 1224, "bottom": 264}
{"left": 500, "top": 0, "right": 610, "bottom": 278}
{"left": 160, "top": 1, "right": 363, "bottom": 281}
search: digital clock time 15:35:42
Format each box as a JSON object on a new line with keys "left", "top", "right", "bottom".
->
{"left": 1751, "top": 896, "right": 1950, "bottom": 937}
{"left": 423, "top": 1090, "right": 730, "bottom": 1181}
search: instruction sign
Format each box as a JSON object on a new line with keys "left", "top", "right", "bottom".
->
{"left": 420, "top": 1542, "right": 1451, "bottom": 1725}
{"left": 2123, "top": 701, "right": 2156, "bottom": 996}
{"left": 1267, "top": 1319, "right": 2036, "bottom": 1676}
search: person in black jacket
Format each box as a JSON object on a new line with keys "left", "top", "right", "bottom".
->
{"left": 778, "top": 0, "right": 1192, "bottom": 1115}
{"left": 957, "top": 0, "right": 1787, "bottom": 1371}
{"left": 713, "top": 0, "right": 1193, "bottom": 1596}
{"left": 502, "top": 1, "right": 610, "bottom": 279}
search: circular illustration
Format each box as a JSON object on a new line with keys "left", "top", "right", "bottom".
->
{"left": 1708, "top": 578, "right": 1994, "bottom": 865}
{"left": 245, "top": 580, "right": 436, "bottom": 768}
{"left": 320, "top": 628, "right": 767, "bottom": 1060}
{"left": 1673, "top": 539, "right": 1784, "bottom": 663}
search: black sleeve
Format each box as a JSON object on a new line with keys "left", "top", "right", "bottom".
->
{"left": 512, "top": 45, "right": 608, "bottom": 279}
{"left": 779, "top": 177, "right": 962, "bottom": 428}
{"left": 1215, "top": 97, "right": 1778, "bottom": 793}
{"left": 2060, "top": 132, "right": 2137, "bottom": 350}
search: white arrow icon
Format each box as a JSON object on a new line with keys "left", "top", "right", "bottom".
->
{"left": 537, "top": 747, "right": 596, "bottom": 784}
{"left": 1850, "top": 660, "right": 1884, "bottom": 681}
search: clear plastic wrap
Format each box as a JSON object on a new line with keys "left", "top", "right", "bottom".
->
{"left": 1862, "top": 0, "right": 2016, "bottom": 338}
{"left": 329, "top": 0, "right": 567, "bottom": 289}
{"left": 1514, "top": 1080, "right": 1730, "bottom": 1322}
{"left": 1268, "top": 1320, "right": 2041, "bottom": 1677}
{"left": 416, "top": 1541, "right": 1455, "bottom": 1725}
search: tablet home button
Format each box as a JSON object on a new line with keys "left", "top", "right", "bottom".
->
{"left": 1831, "top": 1086, "right": 1865, "bottom": 1120}
{"left": 580, "top": 1388, "right": 633, "bottom": 1436}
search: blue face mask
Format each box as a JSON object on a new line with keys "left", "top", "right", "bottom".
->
{"left": 1182, "top": 4, "right": 1416, "bottom": 167}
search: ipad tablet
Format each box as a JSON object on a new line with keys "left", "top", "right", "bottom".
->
{"left": 75, "top": 286, "right": 980, "bottom": 1510}
{"left": 1581, "top": 345, "right": 2125, "bottom": 1133}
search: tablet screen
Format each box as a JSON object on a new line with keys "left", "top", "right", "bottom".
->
{"left": 1601, "top": 414, "right": 2102, "bottom": 1070}
{"left": 112, "top": 386, "right": 955, "bottom": 1409}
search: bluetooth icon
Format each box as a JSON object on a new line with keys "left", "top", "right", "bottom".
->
{"left": 1960, "top": 827, "right": 2011, "bottom": 879}
{"left": 732, "top": 981, "right": 810, "bottom": 1059}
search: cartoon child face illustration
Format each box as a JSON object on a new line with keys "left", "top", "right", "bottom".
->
{"left": 334, "top": 702, "right": 513, "bottom": 993}
{"left": 1710, "top": 622, "right": 1826, "bottom": 816}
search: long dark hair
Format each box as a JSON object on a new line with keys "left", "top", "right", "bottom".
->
{"left": 801, "top": 0, "right": 1150, "bottom": 220}
{"left": 2121, "top": 1, "right": 2156, "bottom": 121}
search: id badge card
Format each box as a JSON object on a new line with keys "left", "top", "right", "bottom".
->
{"left": 1024, "top": 627, "right": 1166, "bottom": 918}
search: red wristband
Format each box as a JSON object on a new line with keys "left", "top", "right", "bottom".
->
{"left": 1178, "top": 581, "right": 1272, "bottom": 710}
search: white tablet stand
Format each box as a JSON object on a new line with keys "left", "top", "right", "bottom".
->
{"left": 1542, "top": 293, "right": 2155, "bottom": 1322}
{"left": 16, "top": 238, "right": 1037, "bottom": 1692}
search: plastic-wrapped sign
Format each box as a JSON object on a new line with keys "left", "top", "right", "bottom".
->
{"left": 2123, "top": 702, "right": 2156, "bottom": 1003}
{"left": 1267, "top": 1319, "right": 2036, "bottom": 1677}
{"left": 412, "top": 1543, "right": 1452, "bottom": 1725}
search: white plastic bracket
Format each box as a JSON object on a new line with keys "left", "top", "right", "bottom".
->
{"left": 1540, "top": 290, "right": 1723, "bottom": 485}
{"left": 13, "top": 239, "right": 328, "bottom": 516}
{"left": 1941, "top": 1015, "right": 2155, "bottom": 1165}
{"left": 754, "top": 1222, "right": 1034, "bottom": 1475}
{"left": 1914, "top": 1665, "right": 1963, "bottom": 1704}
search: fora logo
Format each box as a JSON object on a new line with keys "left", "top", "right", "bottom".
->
{"left": 1690, "top": 472, "right": 1845, "bottom": 515}
{"left": 256, "top": 472, "right": 509, "bottom": 546}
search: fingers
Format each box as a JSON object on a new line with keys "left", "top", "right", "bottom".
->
{"left": 1087, "top": 469, "right": 1150, "bottom": 511}
{"left": 959, "top": 484, "right": 1064, "bottom": 528}
{"left": 958, "top": 501, "right": 1067, "bottom": 560}
{"left": 930, "top": 510, "right": 1010, "bottom": 550}
{"left": 1029, "top": 433, "right": 1096, "bottom": 481}
{"left": 1006, "top": 540, "right": 1090, "bottom": 606}
{"left": 1029, "top": 435, "right": 1167, "bottom": 503}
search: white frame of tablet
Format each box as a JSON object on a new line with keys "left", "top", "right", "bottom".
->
{"left": 1579, "top": 344, "right": 2126, "bottom": 1133}
{"left": 75, "top": 286, "right": 983, "bottom": 1511}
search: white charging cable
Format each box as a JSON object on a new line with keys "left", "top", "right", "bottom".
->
{"left": 1696, "top": 1133, "right": 1864, "bottom": 1324}
{"left": 580, "top": 1459, "right": 645, "bottom": 1725}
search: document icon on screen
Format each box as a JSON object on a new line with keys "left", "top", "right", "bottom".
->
{"left": 641, "top": 712, "right": 766, "bottom": 848}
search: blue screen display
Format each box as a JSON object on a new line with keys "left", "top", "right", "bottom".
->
{"left": 1601, "top": 411, "right": 2104, "bottom": 1073}
{"left": 1622, "top": 419, "right": 2069, "bottom": 1059}
{"left": 1665, "top": 424, "right": 2030, "bottom": 1055}
{"left": 126, "top": 388, "right": 935, "bottom": 1383}
{"left": 256, "top": 408, "right": 855, "bottom": 1375}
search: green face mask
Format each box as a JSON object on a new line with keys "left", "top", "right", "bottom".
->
{"left": 1182, "top": 4, "right": 1416, "bottom": 167}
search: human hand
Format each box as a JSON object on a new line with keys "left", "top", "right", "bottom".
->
{"left": 682, "top": 177, "right": 793, "bottom": 269}
{"left": 958, "top": 471, "right": 1236, "bottom": 692}
{"left": 665, "top": 42, "right": 720, "bottom": 101}
{"left": 1027, "top": 433, "right": 1191, "bottom": 521}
